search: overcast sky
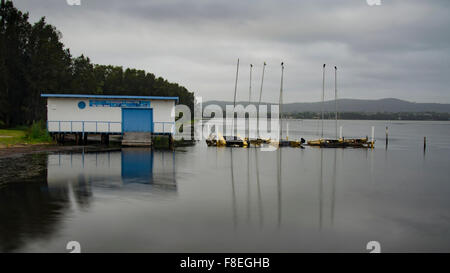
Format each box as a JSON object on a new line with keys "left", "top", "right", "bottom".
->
{"left": 13, "top": 0, "right": 450, "bottom": 103}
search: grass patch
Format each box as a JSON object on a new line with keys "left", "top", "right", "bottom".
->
{"left": 0, "top": 121, "right": 54, "bottom": 146}
{"left": 0, "top": 129, "right": 26, "bottom": 145}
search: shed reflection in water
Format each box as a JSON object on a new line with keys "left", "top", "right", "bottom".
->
{"left": 48, "top": 148, "right": 177, "bottom": 196}
{"left": 0, "top": 148, "right": 177, "bottom": 252}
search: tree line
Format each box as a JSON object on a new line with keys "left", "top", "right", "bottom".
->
{"left": 0, "top": 1, "right": 194, "bottom": 128}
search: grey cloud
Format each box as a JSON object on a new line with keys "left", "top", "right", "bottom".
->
{"left": 13, "top": 0, "right": 450, "bottom": 103}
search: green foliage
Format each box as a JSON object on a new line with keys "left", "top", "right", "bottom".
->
{"left": 0, "top": 121, "right": 52, "bottom": 145}
{"left": 24, "top": 121, "right": 52, "bottom": 143}
{"left": 0, "top": 1, "right": 194, "bottom": 127}
{"left": 153, "top": 136, "right": 170, "bottom": 149}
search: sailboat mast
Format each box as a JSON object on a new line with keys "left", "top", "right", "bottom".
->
{"left": 233, "top": 59, "right": 239, "bottom": 109}
{"left": 232, "top": 58, "right": 240, "bottom": 138}
{"left": 249, "top": 64, "right": 253, "bottom": 102}
{"left": 321, "top": 64, "right": 326, "bottom": 139}
{"left": 231, "top": 58, "right": 239, "bottom": 136}
{"left": 279, "top": 62, "right": 284, "bottom": 142}
{"left": 248, "top": 64, "right": 253, "bottom": 141}
{"left": 335, "top": 66, "right": 338, "bottom": 139}
{"left": 257, "top": 62, "right": 266, "bottom": 139}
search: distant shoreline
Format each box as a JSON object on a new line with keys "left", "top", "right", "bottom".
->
{"left": 283, "top": 112, "right": 450, "bottom": 121}
{"left": 202, "top": 114, "right": 450, "bottom": 121}
{"left": 204, "top": 98, "right": 450, "bottom": 114}
{"left": 284, "top": 117, "right": 450, "bottom": 121}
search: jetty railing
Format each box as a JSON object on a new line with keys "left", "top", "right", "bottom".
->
{"left": 153, "top": 121, "right": 175, "bottom": 134}
{"left": 48, "top": 120, "right": 175, "bottom": 134}
{"left": 47, "top": 120, "right": 122, "bottom": 134}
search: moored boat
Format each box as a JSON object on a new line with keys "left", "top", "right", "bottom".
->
{"left": 307, "top": 137, "right": 372, "bottom": 148}
{"left": 225, "top": 135, "right": 248, "bottom": 147}
{"left": 307, "top": 65, "right": 372, "bottom": 148}
{"left": 206, "top": 132, "right": 227, "bottom": 147}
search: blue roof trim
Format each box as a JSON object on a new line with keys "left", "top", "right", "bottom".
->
{"left": 41, "top": 94, "right": 179, "bottom": 102}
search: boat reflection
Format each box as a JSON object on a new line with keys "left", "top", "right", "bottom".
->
{"left": 225, "top": 146, "right": 342, "bottom": 232}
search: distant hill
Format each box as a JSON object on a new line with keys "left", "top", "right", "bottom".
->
{"left": 204, "top": 98, "right": 450, "bottom": 113}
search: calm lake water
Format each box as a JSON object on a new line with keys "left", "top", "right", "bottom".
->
{"left": 1, "top": 120, "right": 450, "bottom": 253}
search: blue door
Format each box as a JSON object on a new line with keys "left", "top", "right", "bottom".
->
{"left": 122, "top": 108, "right": 153, "bottom": 132}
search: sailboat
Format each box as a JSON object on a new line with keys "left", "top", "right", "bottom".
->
{"left": 275, "top": 62, "right": 304, "bottom": 148}
{"left": 278, "top": 62, "right": 290, "bottom": 147}
{"left": 206, "top": 59, "right": 247, "bottom": 147}
{"left": 249, "top": 62, "right": 272, "bottom": 146}
{"left": 205, "top": 132, "right": 227, "bottom": 146}
{"left": 225, "top": 58, "right": 248, "bottom": 147}
{"left": 307, "top": 64, "right": 342, "bottom": 147}
{"left": 307, "top": 65, "right": 371, "bottom": 148}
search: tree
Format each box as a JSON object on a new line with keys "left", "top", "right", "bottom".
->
{"left": 0, "top": 0, "right": 31, "bottom": 126}
{"left": 0, "top": 1, "right": 194, "bottom": 127}
{"left": 25, "top": 17, "right": 72, "bottom": 122}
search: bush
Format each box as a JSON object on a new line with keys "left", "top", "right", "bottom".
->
{"left": 153, "top": 136, "right": 170, "bottom": 149}
{"left": 24, "top": 121, "right": 53, "bottom": 143}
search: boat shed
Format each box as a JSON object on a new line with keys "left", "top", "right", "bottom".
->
{"left": 41, "top": 94, "right": 178, "bottom": 144}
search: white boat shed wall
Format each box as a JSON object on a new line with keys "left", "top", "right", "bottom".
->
{"left": 42, "top": 94, "right": 178, "bottom": 134}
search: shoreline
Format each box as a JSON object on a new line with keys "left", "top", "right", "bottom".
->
{"left": 0, "top": 143, "right": 122, "bottom": 159}
{"left": 0, "top": 140, "right": 193, "bottom": 159}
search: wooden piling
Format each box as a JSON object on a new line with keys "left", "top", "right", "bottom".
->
{"left": 385, "top": 126, "right": 388, "bottom": 147}
{"left": 169, "top": 135, "right": 174, "bottom": 149}
{"left": 101, "top": 133, "right": 107, "bottom": 144}
{"left": 101, "top": 134, "right": 109, "bottom": 145}
{"left": 424, "top": 136, "right": 426, "bottom": 151}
